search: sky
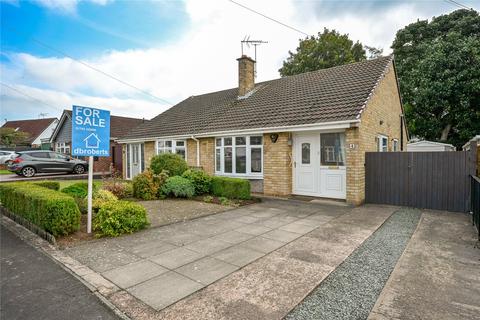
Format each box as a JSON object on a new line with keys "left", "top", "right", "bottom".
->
{"left": 0, "top": 0, "right": 477, "bottom": 122}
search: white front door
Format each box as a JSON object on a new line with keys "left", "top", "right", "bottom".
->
{"left": 294, "top": 134, "right": 317, "bottom": 194}
{"left": 293, "top": 132, "right": 346, "bottom": 199}
{"left": 127, "top": 143, "right": 144, "bottom": 179}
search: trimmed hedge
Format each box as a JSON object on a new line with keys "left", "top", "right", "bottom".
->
{"left": 0, "top": 183, "right": 81, "bottom": 236}
{"left": 93, "top": 200, "right": 149, "bottom": 237}
{"left": 32, "top": 180, "right": 60, "bottom": 191}
{"left": 211, "top": 176, "right": 251, "bottom": 200}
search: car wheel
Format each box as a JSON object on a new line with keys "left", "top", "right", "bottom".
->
{"left": 21, "top": 166, "right": 36, "bottom": 177}
{"left": 73, "top": 164, "right": 86, "bottom": 174}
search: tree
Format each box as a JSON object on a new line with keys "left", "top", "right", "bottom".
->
{"left": 0, "top": 127, "right": 30, "bottom": 146}
{"left": 392, "top": 9, "right": 480, "bottom": 148}
{"left": 279, "top": 28, "right": 382, "bottom": 76}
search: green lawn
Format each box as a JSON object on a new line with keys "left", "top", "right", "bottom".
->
{"left": 0, "top": 169, "right": 11, "bottom": 175}
{"left": 58, "top": 179, "right": 103, "bottom": 189}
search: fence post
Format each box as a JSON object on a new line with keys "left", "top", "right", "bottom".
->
{"left": 469, "top": 141, "right": 478, "bottom": 214}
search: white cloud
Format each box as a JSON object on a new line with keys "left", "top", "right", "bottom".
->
{"left": 1, "top": 0, "right": 456, "bottom": 121}
{"left": 31, "top": 0, "right": 111, "bottom": 13}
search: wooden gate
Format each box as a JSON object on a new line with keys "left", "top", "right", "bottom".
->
{"left": 365, "top": 148, "right": 477, "bottom": 212}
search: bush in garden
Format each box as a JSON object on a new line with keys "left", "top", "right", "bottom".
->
{"left": 93, "top": 200, "right": 149, "bottom": 237}
{"left": 0, "top": 183, "right": 80, "bottom": 236}
{"left": 211, "top": 176, "right": 251, "bottom": 200}
{"left": 32, "top": 180, "right": 60, "bottom": 191}
{"left": 219, "top": 196, "right": 232, "bottom": 206}
{"left": 92, "top": 189, "right": 118, "bottom": 211}
{"left": 102, "top": 181, "right": 133, "bottom": 199}
{"left": 161, "top": 176, "right": 195, "bottom": 198}
{"left": 182, "top": 169, "right": 212, "bottom": 195}
{"left": 75, "top": 197, "right": 88, "bottom": 214}
{"left": 132, "top": 169, "right": 168, "bottom": 200}
{"left": 150, "top": 153, "right": 188, "bottom": 176}
{"left": 203, "top": 195, "right": 213, "bottom": 203}
{"left": 61, "top": 182, "right": 99, "bottom": 198}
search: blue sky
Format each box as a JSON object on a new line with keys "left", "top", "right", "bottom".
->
{"left": 0, "top": 0, "right": 476, "bottom": 122}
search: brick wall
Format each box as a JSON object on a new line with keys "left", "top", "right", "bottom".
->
{"left": 263, "top": 132, "right": 292, "bottom": 196}
{"left": 345, "top": 61, "right": 407, "bottom": 205}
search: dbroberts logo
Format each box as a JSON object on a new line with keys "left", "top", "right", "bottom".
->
{"left": 73, "top": 148, "right": 109, "bottom": 156}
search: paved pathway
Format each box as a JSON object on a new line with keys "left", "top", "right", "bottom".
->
{"left": 65, "top": 199, "right": 351, "bottom": 313}
{"left": 0, "top": 225, "right": 118, "bottom": 320}
{"left": 369, "top": 210, "right": 480, "bottom": 320}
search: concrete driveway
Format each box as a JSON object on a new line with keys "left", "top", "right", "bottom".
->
{"left": 64, "top": 199, "right": 352, "bottom": 311}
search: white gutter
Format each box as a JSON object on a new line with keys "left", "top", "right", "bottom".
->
{"left": 117, "top": 119, "right": 359, "bottom": 144}
{"left": 190, "top": 135, "right": 200, "bottom": 167}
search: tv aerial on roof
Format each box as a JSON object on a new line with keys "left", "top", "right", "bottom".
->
{"left": 241, "top": 35, "right": 268, "bottom": 77}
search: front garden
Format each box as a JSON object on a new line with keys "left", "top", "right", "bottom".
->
{"left": 0, "top": 153, "right": 255, "bottom": 247}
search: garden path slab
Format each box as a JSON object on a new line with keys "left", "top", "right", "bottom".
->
{"left": 63, "top": 198, "right": 356, "bottom": 315}
{"left": 155, "top": 204, "right": 395, "bottom": 320}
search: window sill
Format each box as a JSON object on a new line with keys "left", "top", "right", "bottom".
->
{"left": 214, "top": 173, "right": 264, "bottom": 180}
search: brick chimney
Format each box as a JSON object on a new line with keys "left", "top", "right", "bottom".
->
{"left": 237, "top": 55, "right": 255, "bottom": 96}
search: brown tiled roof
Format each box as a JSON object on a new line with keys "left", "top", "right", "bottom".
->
{"left": 122, "top": 56, "right": 394, "bottom": 140}
{"left": 1, "top": 118, "right": 57, "bottom": 143}
{"left": 65, "top": 110, "right": 144, "bottom": 138}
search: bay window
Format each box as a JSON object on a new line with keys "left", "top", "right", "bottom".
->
{"left": 156, "top": 139, "right": 187, "bottom": 159}
{"left": 215, "top": 135, "right": 263, "bottom": 176}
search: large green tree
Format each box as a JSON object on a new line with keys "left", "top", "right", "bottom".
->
{"left": 392, "top": 9, "right": 480, "bottom": 148}
{"left": 279, "top": 28, "right": 381, "bottom": 76}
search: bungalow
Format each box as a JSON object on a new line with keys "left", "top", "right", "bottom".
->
{"left": 117, "top": 55, "right": 407, "bottom": 205}
{"left": 1, "top": 117, "right": 59, "bottom": 148}
{"left": 50, "top": 110, "right": 144, "bottom": 173}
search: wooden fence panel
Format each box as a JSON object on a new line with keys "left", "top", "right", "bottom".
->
{"left": 365, "top": 151, "right": 470, "bottom": 212}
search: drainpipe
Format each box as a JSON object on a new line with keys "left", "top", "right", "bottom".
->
{"left": 191, "top": 135, "right": 200, "bottom": 167}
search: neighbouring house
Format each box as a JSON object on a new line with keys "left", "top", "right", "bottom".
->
{"left": 407, "top": 140, "right": 456, "bottom": 152}
{"left": 50, "top": 110, "right": 144, "bottom": 173}
{"left": 463, "top": 135, "right": 480, "bottom": 175}
{"left": 1, "top": 118, "right": 59, "bottom": 148}
{"left": 117, "top": 55, "right": 407, "bottom": 205}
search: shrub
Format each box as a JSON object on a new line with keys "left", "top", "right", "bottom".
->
{"left": 150, "top": 153, "right": 188, "bottom": 176}
{"left": 0, "top": 183, "right": 80, "bottom": 236}
{"left": 211, "top": 176, "right": 251, "bottom": 200}
{"left": 132, "top": 169, "right": 168, "bottom": 200}
{"left": 161, "top": 176, "right": 195, "bottom": 198}
{"left": 32, "top": 181, "right": 60, "bottom": 191}
{"left": 93, "top": 200, "right": 149, "bottom": 237}
{"left": 219, "top": 196, "right": 231, "bottom": 206}
{"left": 75, "top": 197, "right": 88, "bottom": 214}
{"left": 102, "top": 181, "right": 133, "bottom": 199}
{"left": 61, "top": 182, "right": 99, "bottom": 198}
{"left": 182, "top": 169, "right": 212, "bottom": 195}
{"left": 203, "top": 195, "right": 213, "bottom": 203}
{"left": 92, "top": 189, "right": 118, "bottom": 211}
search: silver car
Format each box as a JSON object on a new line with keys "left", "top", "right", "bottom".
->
{"left": 0, "top": 150, "right": 16, "bottom": 164}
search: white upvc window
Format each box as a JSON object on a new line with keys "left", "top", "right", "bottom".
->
{"left": 215, "top": 135, "right": 263, "bottom": 177}
{"left": 392, "top": 139, "right": 399, "bottom": 152}
{"left": 156, "top": 139, "right": 186, "bottom": 160}
{"left": 377, "top": 135, "right": 388, "bottom": 152}
{"left": 55, "top": 142, "right": 70, "bottom": 155}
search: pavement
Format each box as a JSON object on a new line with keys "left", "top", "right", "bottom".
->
{"left": 369, "top": 210, "right": 480, "bottom": 320}
{"left": 63, "top": 199, "right": 400, "bottom": 319}
{"left": 0, "top": 225, "right": 118, "bottom": 320}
